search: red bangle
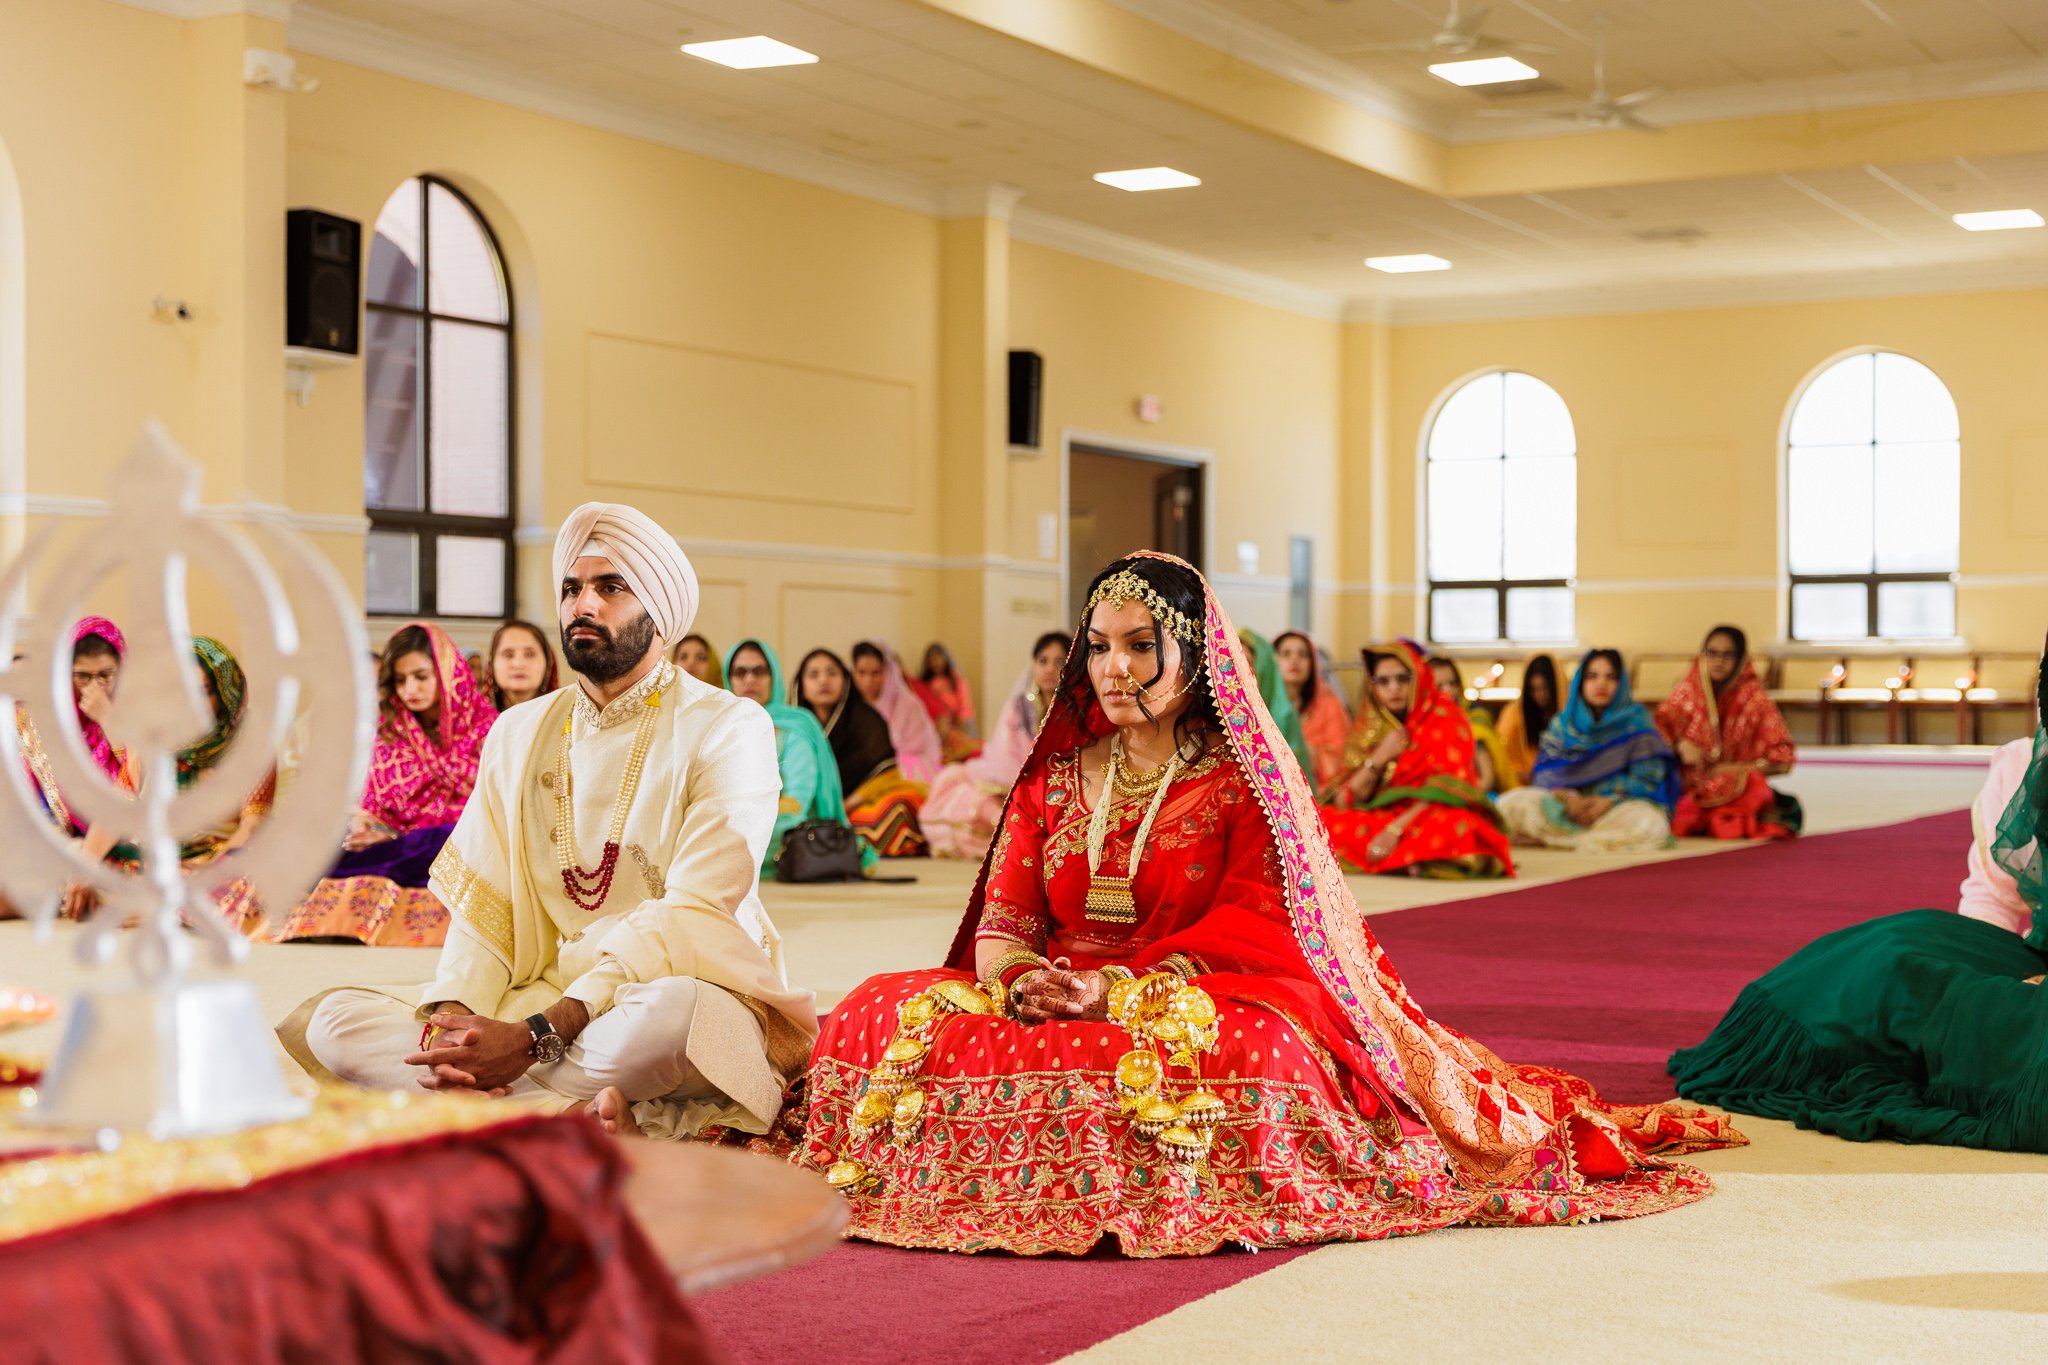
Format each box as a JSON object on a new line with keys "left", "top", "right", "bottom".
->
{"left": 999, "top": 960, "right": 1039, "bottom": 992}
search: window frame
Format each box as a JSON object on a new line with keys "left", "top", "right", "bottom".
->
{"left": 1421, "top": 369, "right": 1578, "bottom": 646}
{"left": 1783, "top": 350, "right": 1958, "bottom": 643}
{"left": 363, "top": 174, "right": 517, "bottom": 620}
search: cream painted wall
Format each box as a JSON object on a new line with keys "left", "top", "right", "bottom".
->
{"left": 285, "top": 52, "right": 947, "bottom": 665}
{"left": 1345, "top": 286, "right": 2048, "bottom": 660}
{"left": 5, "top": 0, "right": 2044, "bottom": 718}
{"left": 1007, "top": 241, "right": 1344, "bottom": 646}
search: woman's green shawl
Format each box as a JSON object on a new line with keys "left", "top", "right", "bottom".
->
{"left": 725, "top": 639, "right": 874, "bottom": 874}
{"left": 1238, "top": 629, "right": 1314, "bottom": 779}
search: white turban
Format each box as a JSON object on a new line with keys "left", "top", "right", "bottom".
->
{"left": 552, "top": 502, "right": 698, "bottom": 644}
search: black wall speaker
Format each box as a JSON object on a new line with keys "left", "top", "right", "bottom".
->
{"left": 286, "top": 208, "right": 362, "bottom": 355}
{"left": 1008, "top": 349, "right": 1043, "bottom": 449}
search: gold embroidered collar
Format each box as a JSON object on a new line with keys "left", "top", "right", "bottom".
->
{"left": 573, "top": 659, "right": 676, "bottom": 731}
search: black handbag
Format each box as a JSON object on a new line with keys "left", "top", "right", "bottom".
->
{"left": 776, "top": 819, "right": 868, "bottom": 883}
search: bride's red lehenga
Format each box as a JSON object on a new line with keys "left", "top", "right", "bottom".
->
{"left": 794, "top": 554, "right": 1743, "bottom": 1255}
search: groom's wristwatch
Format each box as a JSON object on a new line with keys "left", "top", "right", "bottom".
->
{"left": 525, "top": 1013, "right": 567, "bottom": 1065}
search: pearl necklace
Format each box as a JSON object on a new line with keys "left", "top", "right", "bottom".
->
{"left": 1084, "top": 732, "right": 1182, "bottom": 925}
{"left": 555, "top": 683, "right": 662, "bottom": 913}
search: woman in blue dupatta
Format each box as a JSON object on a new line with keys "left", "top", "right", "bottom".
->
{"left": 726, "top": 638, "right": 874, "bottom": 876}
{"left": 1496, "top": 648, "right": 1677, "bottom": 854}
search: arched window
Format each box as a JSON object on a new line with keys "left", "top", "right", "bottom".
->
{"left": 1425, "top": 371, "right": 1576, "bottom": 644}
{"left": 1786, "top": 352, "right": 1958, "bottom": 640}
{"left": 362, "top": 176, "right": 514, "bottom": 619}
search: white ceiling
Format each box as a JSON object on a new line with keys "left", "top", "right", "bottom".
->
{"left": 288, "top": 0, "right": 2048, "bottom": 319}
{"left": 1203, "top": 0, "right": 2048, "bottom": 125}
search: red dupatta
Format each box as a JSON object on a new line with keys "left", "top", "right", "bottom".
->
{"left": 364, "top": 622, "right": 498, "bottom": 833}
{"left": 1653, "top": 657, "right": 1795, "bottom": 809}
{"left": 945, "top": 552, "right": 1739, "bottom": 1209}
{"left": 1329, "top": 640, "right": 1483, "bottom": 802}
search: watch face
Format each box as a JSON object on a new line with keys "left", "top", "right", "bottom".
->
{"left": 533, "top": 1033, "right": 567, "bottom": 1065}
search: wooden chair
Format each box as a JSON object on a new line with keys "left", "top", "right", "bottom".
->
{"left": 1819, "top": 656, "right": 1908, "bottom": 745}
{"left": 1892, "top": 653, "right": 1976, "bottom": 744}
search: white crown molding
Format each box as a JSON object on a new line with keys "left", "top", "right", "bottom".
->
{"left": 1010, "top": 209, "right": 1345, "bottom": 322}
{"left": 110, "top": 0, "right": 293, "bottom": 21}
{"left": 1356, "top": 258, "right": 2048, "bottom": 326}
{"left": 1099, "top": 0, "right": 1445, "bottom": 137}
{"left": 286, "top": 7, "right": 945, "bottom": 217}
{"left": 282, "top": 4, "right": 2048, "bottom": 331}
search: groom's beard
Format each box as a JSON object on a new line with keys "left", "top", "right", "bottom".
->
{"left": 562, "top": 608, "right": 658, "bottom": 684}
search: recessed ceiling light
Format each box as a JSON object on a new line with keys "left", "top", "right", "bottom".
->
{"left": 1953, "top": 208, "right": 2044, "bottom": 232}
{"left": 681, "top": 36, "right": 818, "bottom": 69}
{"left": 1427, "top": 57, "right": 1540, "bottom": 87}
{"left": 1366, "top": 254, "right": 1452, "bottom": 273}
{"left": 1093, "top": 167, "right": 1202, "bottom": 192}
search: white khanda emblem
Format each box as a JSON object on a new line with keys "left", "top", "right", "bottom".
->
{"left": 0, "top": 422, "right": 373, "bottom": 1139}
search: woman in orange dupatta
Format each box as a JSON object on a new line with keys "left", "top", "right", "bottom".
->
{"left": 1653, "top": 625, "right": 1800, "bottom": 841}
{"left": 1317, "top": 641, "right": 1514, "bottom": 879}
{"left": 794, "top": 553, "right": 1739, "bottom": 1256}
{"left": 1274, "top": 630, "right": 1350, "bottom": 793}
{"left": 1495, "top": 654, "right": 1559, "bottom": 790}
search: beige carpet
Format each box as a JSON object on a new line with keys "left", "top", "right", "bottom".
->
{"left": 0, "top": 753, "right": 2028, "bottom": 1358}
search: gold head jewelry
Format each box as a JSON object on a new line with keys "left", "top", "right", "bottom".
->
{"left": 1087, "top": 568, "right": 1199, "bottom": 644}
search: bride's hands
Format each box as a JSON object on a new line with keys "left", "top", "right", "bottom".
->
{"left": 1014, "top": 968, "right": 1111, "bottom": 1024}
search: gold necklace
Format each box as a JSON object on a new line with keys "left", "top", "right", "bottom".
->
{"left": 1084, "top": 733, "right": 1182, "bottom": 925}
{"left": 555, "top": 686, "right": 662, "bottom": 912}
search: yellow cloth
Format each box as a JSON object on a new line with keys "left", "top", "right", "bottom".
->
{"left": 553, "top": 501, "right": 699, "bottom": 644}
{"left": 0, "top": 1089, "right": 513, "bottom": 1245}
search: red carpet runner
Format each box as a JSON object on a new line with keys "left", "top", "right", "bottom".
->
{"left": 694, "top": 809, "right": 1970, "bottom": 1364}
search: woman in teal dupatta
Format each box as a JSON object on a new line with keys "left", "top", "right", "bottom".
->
{"left": 1238, "top": 629, "right": 1314, "bottom": 780}
{"left": 725, "top": 639, "right": 874, "bottom": 875}
{"left": 1496, "top": 649, "right": 1677, "bottom": 854}
{"left": 1669, "top": 652, "right": 2048, "bottom": 1151}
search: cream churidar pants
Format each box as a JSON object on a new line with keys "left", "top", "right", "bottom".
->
{"left": 303, "top": 978, "right": 737, "bottom": 1106}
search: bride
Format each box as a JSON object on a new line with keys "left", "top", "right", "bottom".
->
{"left": 791, "top": 552, "right": 1741, "bottom": 1255}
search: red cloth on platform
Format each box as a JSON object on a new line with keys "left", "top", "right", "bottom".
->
{"left": 4, "top": 1117, "right": 708, "bottom": 1364}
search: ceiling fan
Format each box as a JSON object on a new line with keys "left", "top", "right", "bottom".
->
{"left": 1333, "top": 2, "right": 1555, "bottom": 58}
{"left": 1475, "top": 13, "right": 1663, "bottom": 130}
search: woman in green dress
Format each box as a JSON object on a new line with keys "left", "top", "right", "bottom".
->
{"left": 1669, "top": 653, "right": 2048, "bottom": 1149}
{"left": 725, "top": 638, "right": 874, "bottom": 876}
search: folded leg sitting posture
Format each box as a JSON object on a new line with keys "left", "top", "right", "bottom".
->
{"left": 281, "top": 501, "right": 817, "bottom": 1139}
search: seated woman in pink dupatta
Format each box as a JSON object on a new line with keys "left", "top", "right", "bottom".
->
{"left": 852, "top": 639, "right": 942, "bottom": 784}
{"left": 921, "top": 631, "right": 1069, "bottom": 860}
{"left": 793, "top": 553, "right": 1741, "bottom": 1257}
{"left": 1653, "top": 625, "right": 1800, "bottom": 841}
{"left": 1274, "top": 631, "right": 1350, "bottom": 794}
{"left": 269, "top": 621, "right": 497, "bottom": 945}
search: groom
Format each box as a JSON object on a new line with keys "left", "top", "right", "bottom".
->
{"left": 285, "top": 502, "right": 816, "bottom": 1137}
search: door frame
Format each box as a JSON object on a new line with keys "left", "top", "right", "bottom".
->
{"left": 1059, "top": 428, "right": 1216, "bottom": 626}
